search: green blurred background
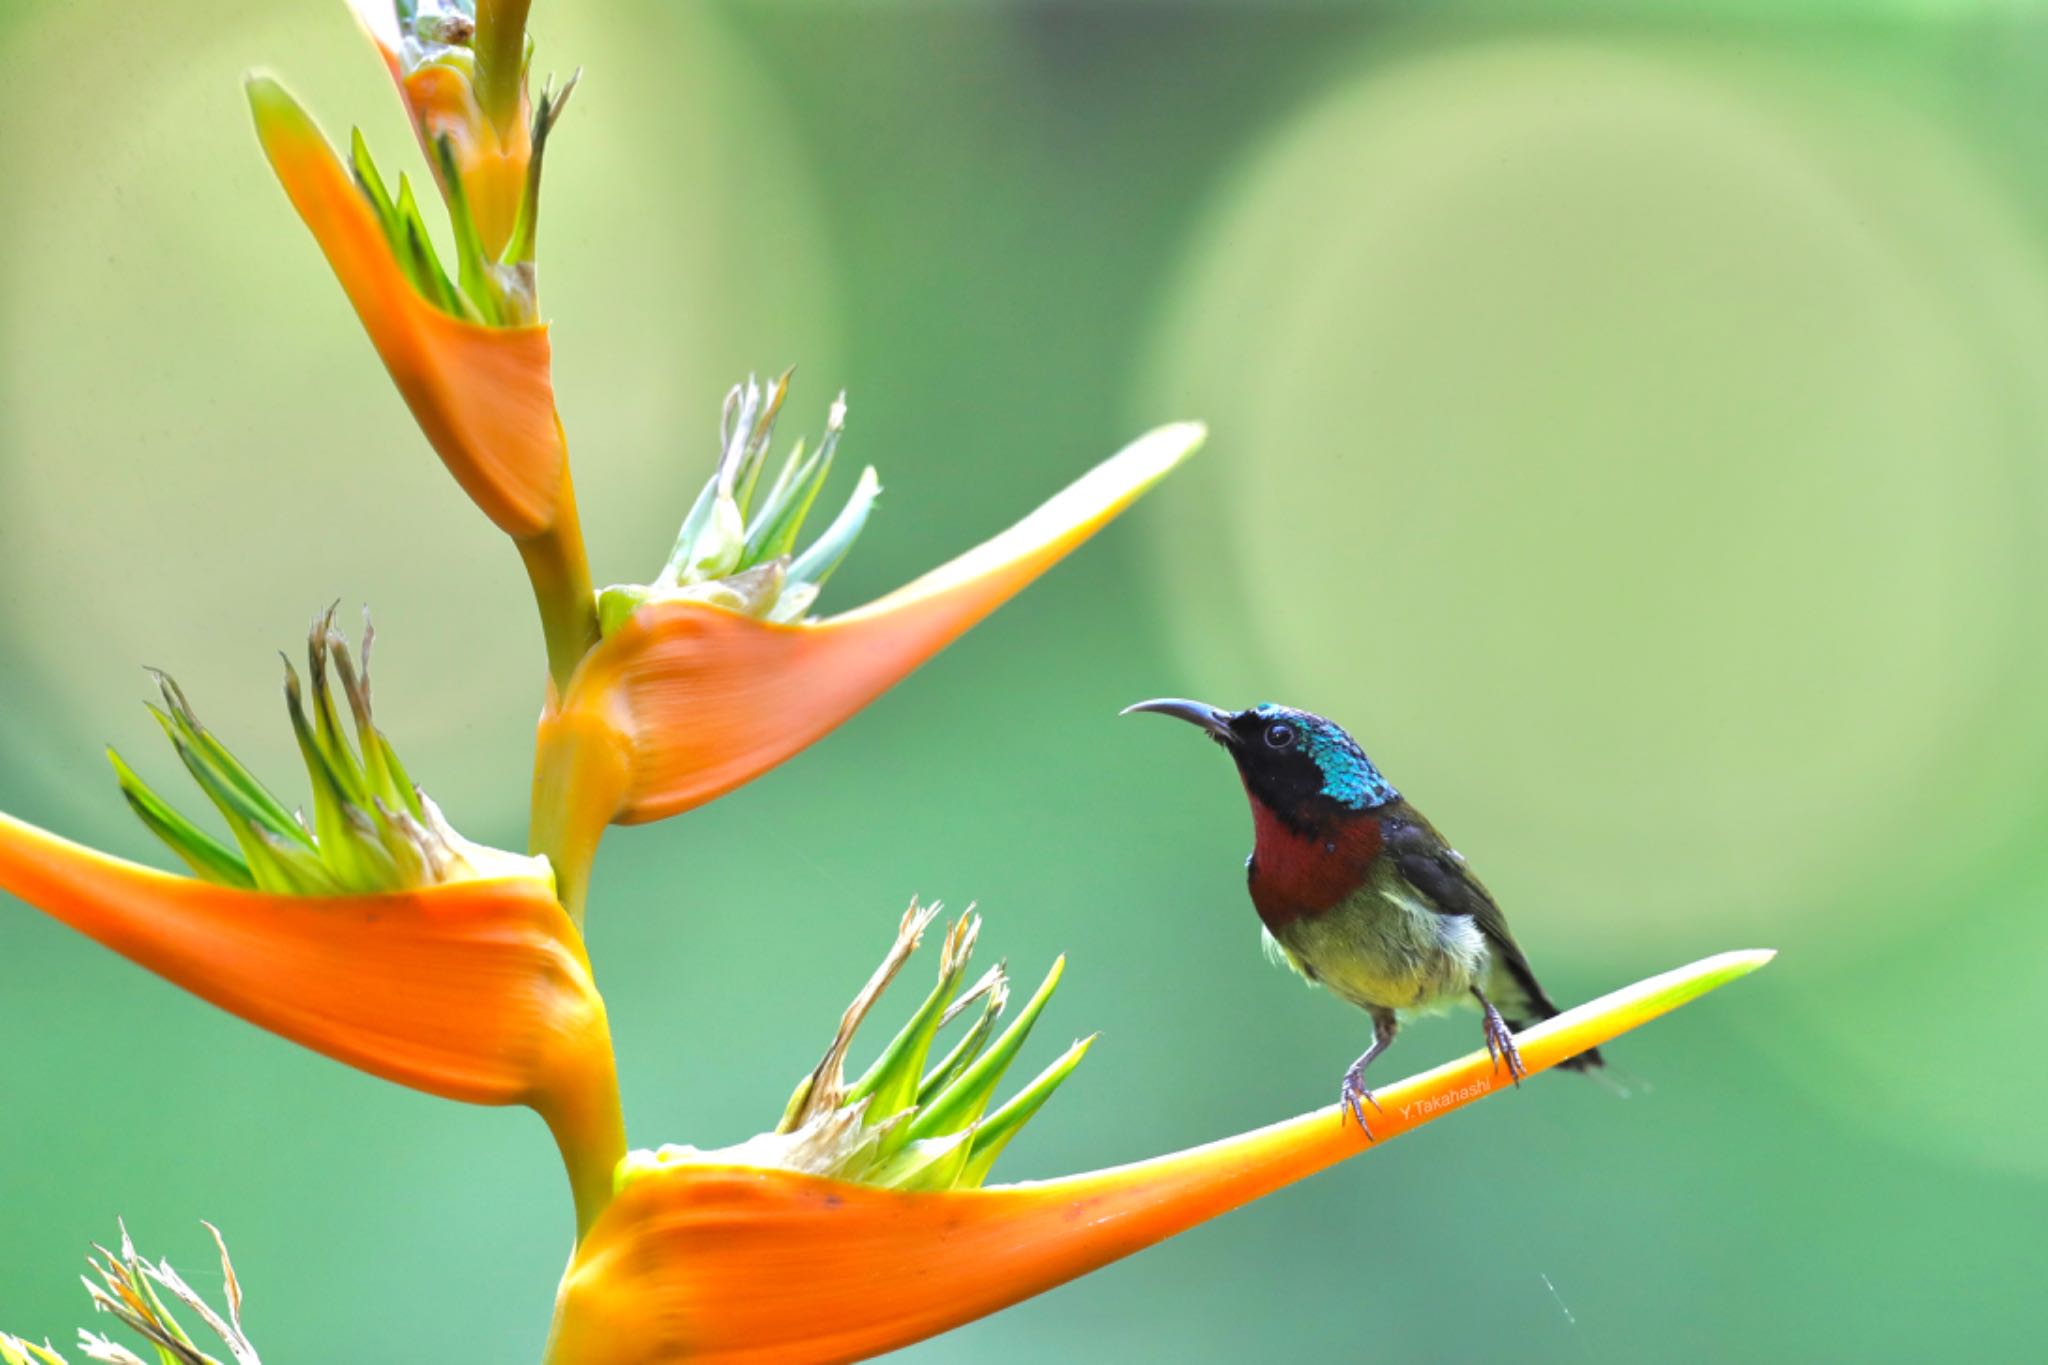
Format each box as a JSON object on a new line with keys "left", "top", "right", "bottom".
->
{"left": 2, "top": 0, "right": 2042, "bottom": 1358}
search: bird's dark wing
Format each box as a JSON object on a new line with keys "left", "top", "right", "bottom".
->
{"left": 1381, "top": 805, "right": 1602, "bottom": 1070}
{"left": 1379, "top": 808, "right": 1561, "bottom": 1019}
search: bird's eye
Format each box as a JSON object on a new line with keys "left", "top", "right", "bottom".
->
{"left": 1264, "top": 722, "right": 1296, "bottom": 750}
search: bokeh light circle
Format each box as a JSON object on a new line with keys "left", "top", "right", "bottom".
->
{"left": 1141, "top": 38, "right": 2048, "bottom": 960}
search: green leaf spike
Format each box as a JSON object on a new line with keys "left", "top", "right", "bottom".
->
{"left": 111, "top": 608, "right": 524, "bottom": 897}
{"left": 908, "top": 955, "right": 1067, "bottom": 1142}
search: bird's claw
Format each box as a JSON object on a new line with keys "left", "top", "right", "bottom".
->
{"left": 1480, "top": 1006, "right": 1527, "bottom": 1087}
{"left": 1339, "top": 1067, "right": 1382, "bottom": 1138}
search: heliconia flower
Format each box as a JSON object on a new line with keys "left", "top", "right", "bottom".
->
{"left": 0, "top": 613, "right": 623, "bottom": 1232}
{"left": 624, "top": 903, "right": 1093, "bottom": 1199}
{"left": 530, "top": 399, "right": 1204, "bottom": 920}
{"left": 544, "top": 948, "right": 1772, "bottom": 1365}
{"left": 246, "top": 20, "right": 597, "bottom": 687}
{"left": 0, "top": 1221, "right": 261, "bottom": 1365}
{"left": 246, "top": 73, "right": 574, "bottom": 535}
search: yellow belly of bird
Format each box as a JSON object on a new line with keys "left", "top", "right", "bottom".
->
{"left": 1265, "top": 869, "right": 1491, "bottom": 1015}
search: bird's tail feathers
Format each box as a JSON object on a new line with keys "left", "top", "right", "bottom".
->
{"left": 1496, "top": 957, "right": 1607, "bottom": 1077}
{"left": 1506, "top": 1015, "right": 1605, "bottom": 1074}
{"left": 1509, "top": 1011, "right": 1635, "bottom": 1093}
{"left": 1555, "top": 1044, "right": 1606, "bottom": 1072}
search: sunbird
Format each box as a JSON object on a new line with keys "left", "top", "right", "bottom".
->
{"left": 1124, "top": 698, "right": 1602, "bottom": 1133}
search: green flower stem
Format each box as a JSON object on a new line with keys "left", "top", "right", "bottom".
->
{"left": 475, "top": 0, "right": 534, "bottom": 139}
{"left": 533, "top": 798, "right": 598, "bottom": 931}
{"left": 528, "top": 717, "right": 610, "bottom": 931}
{"left": 522, "top": 475, "right": 615, "bottom": 929}
{"left": 518, "top": 477, "right": 601, "bottom": 696}
{"left": 545, "top": 1064, "right": 628, "bottom": 1240}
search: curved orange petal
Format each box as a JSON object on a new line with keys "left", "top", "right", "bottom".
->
{"left": 543, "top": 421, "right": 1205, "bottom": 824}
{"left": 247, "top": 75, "right": 566, "bottom": 541}
{"left": 0, "top": 812, "right": 623, "bottom": 1234}
{"left": 546, "top": 950, "right": 1772, "bottom": 1364}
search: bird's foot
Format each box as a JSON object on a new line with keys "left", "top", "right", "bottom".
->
{"left": 1480, "top": 1004, "right": 1527, "bottom": 1087}
{"left": 1339, "top": 1065, "right": 1383, "bottom": 1138}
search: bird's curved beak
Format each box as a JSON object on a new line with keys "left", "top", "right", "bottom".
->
{"left": 1120, "top": 697, "right": 1236, "bottom": 744}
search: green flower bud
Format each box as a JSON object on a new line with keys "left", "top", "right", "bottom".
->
{"left": 619, "top": 902, "right": 1091, "bottom": 1194}
{"left": 109, "top": 607, "right": 549, "bottom": 897}
{"left": 598, "top": 374, "right": 881, "bottom": 634}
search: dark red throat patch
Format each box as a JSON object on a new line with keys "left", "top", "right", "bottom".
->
{"left": 1245, "top": 801, "right": 1383, "bottom": 931}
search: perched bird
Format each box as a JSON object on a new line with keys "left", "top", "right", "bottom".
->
{"left": 1124, "top": 698, "right": 1601, "bottom": 1132}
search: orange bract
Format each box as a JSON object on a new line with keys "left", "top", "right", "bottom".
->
{"left": 249, "top": 78, "right": 567, "bottom": 540}
{"left": 0, "top": 811, "right": 623, "bottom": 1234}
{"left": 537, "top": 422, "right": 1205, "bottom": 835}
{"left": 545, "top": 949, "right": 1771, "bottom": 1364}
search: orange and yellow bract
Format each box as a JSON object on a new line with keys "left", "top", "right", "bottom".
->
{"left": 546, "top": 950, "right": 1772, "bottom": 1364}
{"left": 530, "top": 422, "right": 1205, "bottom": 923}
{"left": 0, "top": 811, "right": 623, "bottom": 1236}
{"left": 249, "top": 78, "right": 569, "bottom": 543}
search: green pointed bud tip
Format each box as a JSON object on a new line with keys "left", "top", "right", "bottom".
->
{"left": 744, "top": 405, "right": 847, "bottom": 566}
{"left": 908, "top": 954, "right": 1066, "bottom": 1142}
{"left": 716, "top": 380, "right": 760, "bottom": 497}
{"left": 108, "top": 747, "right": 256, "bottom": 890}
{"left": 505, "top": 66, "right": 579, "bottom": 268}
{"left": 244, "top": 72, "right": 317, "bottom": 146}
{"left": 959, "top": 1031, "right": 1097, "bottom": 1188}
{"left": 537, "top": 69, "right": 583, "bottom": 138}
{"left": 351, "top": 129, "right": 400, "bottom": 234}
{"left": 784, "top": 465, "right": 882, "bottom": 600}
{"left": 745, "top": 370, "right": 796, "bottom": 475}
